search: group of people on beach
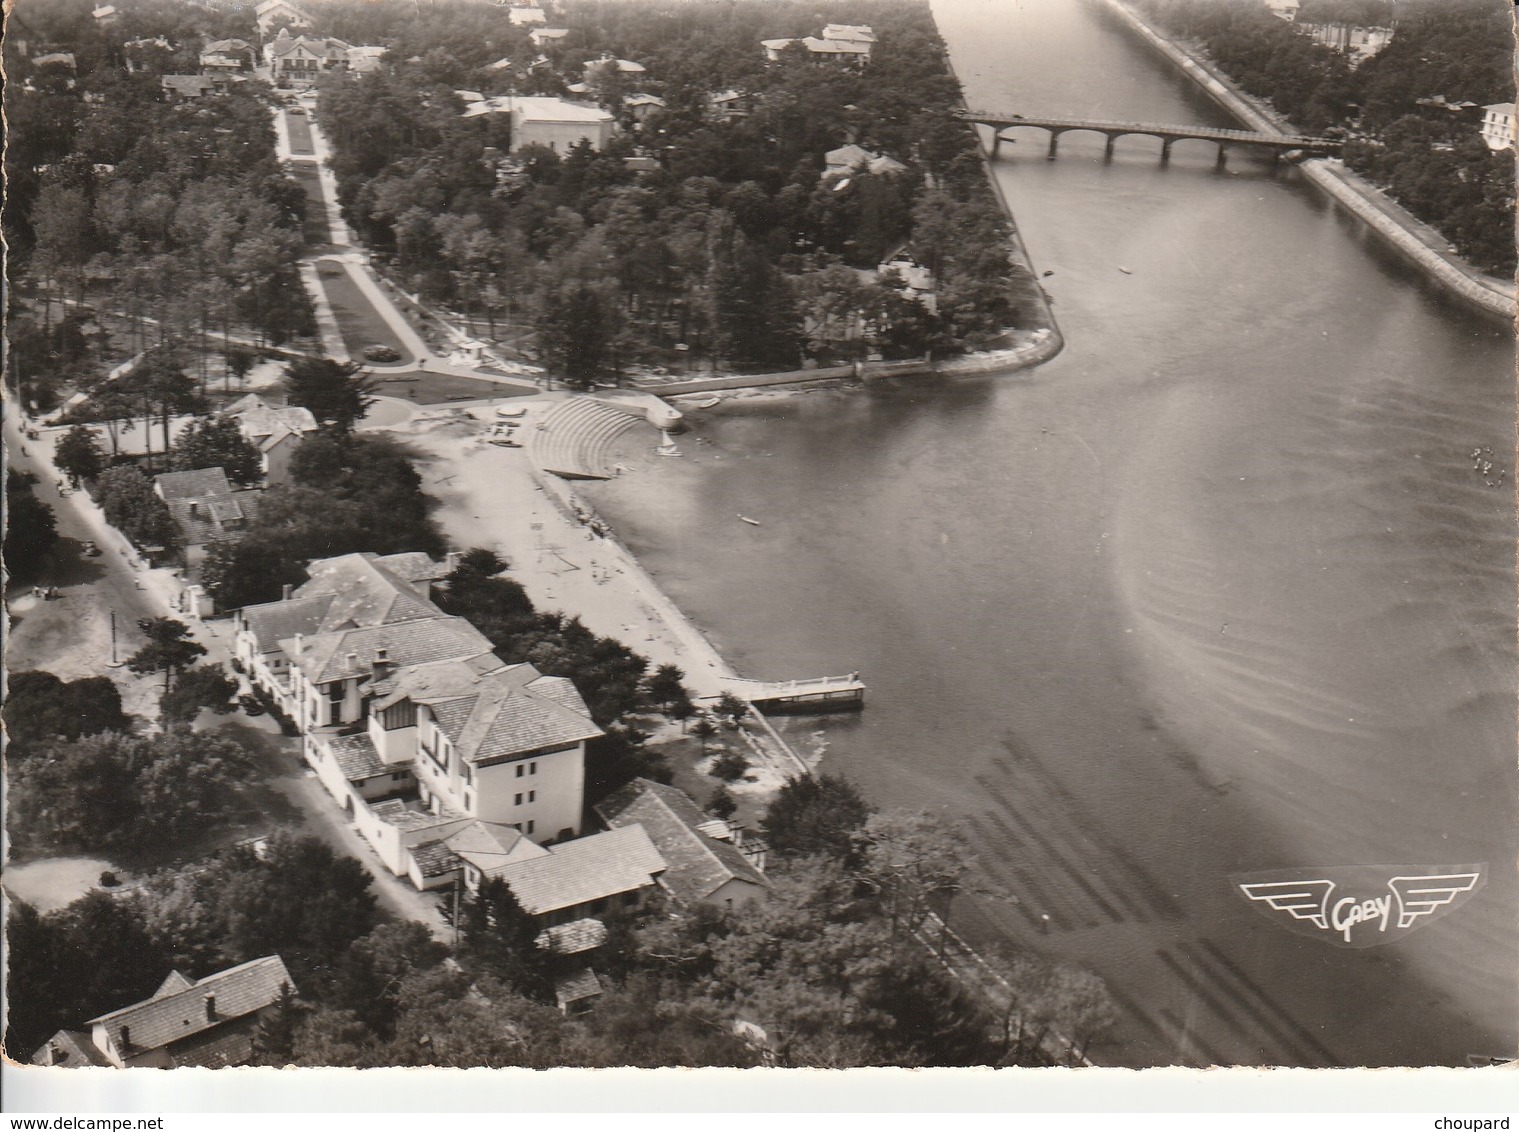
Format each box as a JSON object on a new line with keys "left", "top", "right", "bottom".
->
{"left": 1470, "top": 446, "right": 1505, "bottom": 487}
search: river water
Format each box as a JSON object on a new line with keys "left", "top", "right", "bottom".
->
{"left": 587, "top": 0, "right": 1517, "bottom": 1067}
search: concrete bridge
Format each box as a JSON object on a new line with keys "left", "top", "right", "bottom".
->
{"left": 959, "top": 109, "right": 1343, "bottom": 164}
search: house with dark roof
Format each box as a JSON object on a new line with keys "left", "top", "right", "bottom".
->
{"left": 201, "top": 38, "right": 256, "bottom": 74}
{"left": 33, "top": 957, "right": 296, "bottom": 1069}
{"left": 596, "top": 778, "right": 769, "bottom": 908}
{"left": 162, "top": 74, "right": 221, "bottom": 100}
{"left": 153, "top": 467, "right": 256, "bottom": 570}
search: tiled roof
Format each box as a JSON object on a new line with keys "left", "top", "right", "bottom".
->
{"left": 153, "top": 971, "right": 196, "bottom": 998}
{"left": 162, "top": 74, "right": 219, "bottom": 96}
{"left": 822, "top": 23, "right": 875, "bottom": 42}
{"left": 165, "top": 489, "right": 255, "bottom": 549}
{"left": 374, "top": 552, "right": 452, "bottom": 584}
{"left": 554, "top": 969, "right": 602, "bottom": 1009}
{"left": 87, "top": 956, "right": 294, "bottom": 1054}
{"left": 239, "top": 594, "right": 334, "bottom": 652}
{"left": 326, "top": 733, "right": 388, "bottom": 781}
{"left": 286, "top": 617, "right": 493, "bottom": 685}
{"left": 463, "top": 95, "right": 614, "bottom": 123}
{"left": 443, "top": 820, "right": 547, "bottom": 871}
{"left": 409, "top": 840, "right": 461, "bottom": 878}
{"left": 378, "top": 661, "right": 601, "bottom": 764}
{"left": 155, "top": 467, "right": 233, "bottom": 501}
{"left": 825, "top": 143, "right": 876, "bottom": 167}
{"left": 296, "top": 553, "right": 446, "bottom": 631}
{"left": 595, "top": 778, "right": 767, "bottom": 905}
{"left": 31, "top": 1030, "right": 110, "bottom": 1068}
{"left": 225, "top": 397, "right": 318, "bottom": 441}
{"left": 203, "top": 38, "right": 253, "bottom": 54}
{"left": 535, "top": 917, "right": 607, "bottom": 955}
{"left": 494, "top": 826, "right": 665, "bottom": 915}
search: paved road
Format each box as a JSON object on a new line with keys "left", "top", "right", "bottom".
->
{"left": 5, "top": 411, "right": 449, "bottom": 937}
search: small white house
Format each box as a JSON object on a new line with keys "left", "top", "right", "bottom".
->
{"left": 1481, "top": 103, "right": 1516, "bottom": 152}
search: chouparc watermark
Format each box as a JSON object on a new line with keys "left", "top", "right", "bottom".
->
{"left": 1232, "top": 864, "right": 1485, "bottom": 948}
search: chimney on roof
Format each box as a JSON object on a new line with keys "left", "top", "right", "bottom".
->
{"left": 346, "top": 651, "right": 359, "bottom": 672}
{"left": 282, "top": 583, "right": 293, "bottom": 601}
{"left": 294, "top": 632, "right": 303, "bottom": 653}
{"left": 47, "top": 1042, "right": 62, "bottom": 1066}
{"left": 372, "top": 646, "right": 392, "bottom": 681}
{"left": 204, "top": 993, "right": 217, "bottom": 1022}
{"left": 119, "top": 1025, "right": 131, "bottom": 1051}
{"left": 188, "top": 500, "right": 200, "bottom": 517}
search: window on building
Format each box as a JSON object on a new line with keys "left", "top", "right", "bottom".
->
{"left": 327, "top": 682, "right": 344, "bottom": 702}
{"left": 516, "top": 764, "right": 524, "bottom": 778}
{"left": 514, "top": 793, "right": 523, "bottom": 806}
{"left": 526, "top": 820, "right": 535, "bottom": 835}
{"left": 528, "top": 790, "right": 535, "bottom": 803}
{"left": 530, "top": 762, "right": 537, "bottom": 775}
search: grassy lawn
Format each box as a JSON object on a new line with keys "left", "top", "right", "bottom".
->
{"left": 290, "top": 164, "right": 330, "bottom": 248}
{"left": 316, "top": 262, "right": 413, "bottom": 361}
{"left": 285, "top": 113, "right": 315, "bottom": 156}
{"left": 367, "top": 369, "right": 536, "bottom": 404}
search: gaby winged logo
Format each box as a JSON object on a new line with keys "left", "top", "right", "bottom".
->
{"left": 1233, "top": 865, "right": 1484, "bottom": 948}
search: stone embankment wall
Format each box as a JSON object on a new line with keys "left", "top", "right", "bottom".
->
{"left": 1097, "top": 0, "right": 1515, "bottom": 322}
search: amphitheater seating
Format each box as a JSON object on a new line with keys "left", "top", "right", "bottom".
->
{"left": 528, "top": 397, "right": 645, "bottom": 479}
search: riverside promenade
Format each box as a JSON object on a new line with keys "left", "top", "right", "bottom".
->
{"left": 1098, "top": 0, "right": 1515, "bottom": 321}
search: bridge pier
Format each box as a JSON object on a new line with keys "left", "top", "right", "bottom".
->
{"left": 991, "top": 132, "right": 1001, "bottom": 159}
{"left": 1215, "top": 144, "right": 1227, "bottom": 170}
{"left": 1047, "top": 132, "right": 1059, "bottom": 160}
{"left": 1160, "top": 138, "right": 1173, "bottom": 163}
{"left": 1104, "top": 134, "right": 1116, "bottom": 160}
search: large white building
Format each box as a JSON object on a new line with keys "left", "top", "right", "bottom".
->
{"left": 1481, "top": 103, "right": 1516, "bottom": 152}
{"left": 234, "top": 552, "right": 601, "bottom": 890}
{"left": 463, "top": 95, "right": 616, "bottom": 153}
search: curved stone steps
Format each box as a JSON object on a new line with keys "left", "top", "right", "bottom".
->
{"left": 529, "top": 397, "right": 644, "bottom": 479}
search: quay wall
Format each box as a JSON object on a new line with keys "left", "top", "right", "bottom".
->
{"left": 1095, "top": 0, "right": 1515, "bottom": 321}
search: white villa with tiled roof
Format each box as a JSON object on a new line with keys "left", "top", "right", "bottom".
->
{"left": 223, "top": 394, "right": 319, "bottom": 484}
{"left": 233, "top": 552, "right": 637, "bottom": 900}
{"left": 232, "top": 550, "right": 769, "bottom": 948}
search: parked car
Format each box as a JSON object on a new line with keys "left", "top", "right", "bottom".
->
{"left": 288, "top": 106, "right": 306, "bottom": 115}
{"left": 363, "top": 343, "right": 402, "bottom": 362}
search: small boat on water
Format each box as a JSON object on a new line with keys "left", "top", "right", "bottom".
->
{"left": 738, "top": 515, "right": 761, "bottom": 526}
{"left": 1118, "top": 266, "right": 1133, "bottom": 275}
{"left": 691, "top": 396, "right": 722, "bottom": 409}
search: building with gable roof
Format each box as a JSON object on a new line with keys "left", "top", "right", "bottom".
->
{"left": 265, "top": 29, "right": 351, "bottom": 83}
{"left": 462, "top": 95, "right": 616, "bottom": 153}
{"left": 153, "top": 467, "right": 256, "bottom": 568}
{"left": 232, "top": 551, "right": 628, "bottom": 894}
{"left": 33, "top": 957, "right": 296, "bottom": 1069}
{"left": 529, "top": 27, "right": 570, "bottom": 48}
{"left": 823, "top": 143, "right": 907, "bottom": 178}
{"left": 762, "top": 23, "right": 874, "bottom": 64}
{"left": 201, "top": 38, "right": 256, "bottom": 74}
{"left": 161, "top": 74, "right": 221, "bottom": 99}
{"left": 222, "top": 393, "right": 318, "bottom": 484}
{"left": 595, "top": 778, "right": 769, "bottom": 908}
{"left": 256, "top": 0, "right": 315, "bottom": 37}
{"left": 508, "top": 5, "right": 548, "bottom": 26}
{"left": 233, "top": 551, "right": 453, "bottom": 715}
